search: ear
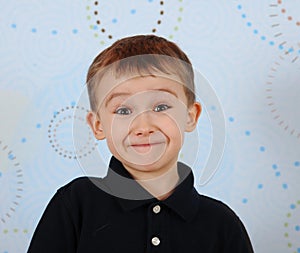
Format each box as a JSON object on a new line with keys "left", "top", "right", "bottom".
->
{"left": 86, "top": 111, "right": 106, "bottom": 140}
{"left": 185, "top": 102, "right": 202, "bottom": 132}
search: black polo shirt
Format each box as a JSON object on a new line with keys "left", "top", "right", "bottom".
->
{"left": 27, "top": 156, "right": 254, "bottom": 253}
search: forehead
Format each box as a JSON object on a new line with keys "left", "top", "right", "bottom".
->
{"left": 95, "top": 71, "right": 188, "bottom": 108}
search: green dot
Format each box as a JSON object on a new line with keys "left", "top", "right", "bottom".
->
{"left": 86, "top": 6, "right": 90, "bottom": 10}
{"left": 297, "top": 200, "right": 300, "bottom": 205}
{"left": 174, "top": 26, "right": 179, "bottom": 31}
{"left": 287, "top": 213, "right": 291, "bottom": 218}
{"left": 179, "top": 7, "right": 183, "bottom": 12}
{"left": 87, "top": 16, "right": 91, "bottom": 20}
{"left": 178, "top": 0, "right": 183, "bottom": 2}
{"left": 89, "top": 25, "right": 94, "bottom": 29}
{"left": 23, "top": 229, "right": 28, "bottom": 233}
{"left": 13, "top": 228, "right": 18, "bottom": 233}
{"left": 288, "top": 242, "right": 292, "bottom": 248}
{"left": 284, "top": 222, "right": 289, "bottom": 227}
{"left": 100, "top": 41, "right": 105, "bottom": 45}
{"left": 3, "top": 229, "right": 8, "bottom": 234}
{"left": 168, "top": 35, "right": 174, "bottom": 39}
{"left": 94, "top": 33, "right": 98, "bottom": 38}
{"left": 177, "top": 17, "right": 182, "bottom": 22}
{"left": 284, "top": 232, "right": 289, "bottom": 237}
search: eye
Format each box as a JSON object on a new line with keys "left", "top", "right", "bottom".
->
{"left": 115, "top": 107, "right": 132, "bottom": 115}
{"left": 153, "top": 104, "right": 171, "bottom": 112}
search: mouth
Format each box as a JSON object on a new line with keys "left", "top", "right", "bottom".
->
{"left": 129, "top": 142, "right": 165, "bottom": 153}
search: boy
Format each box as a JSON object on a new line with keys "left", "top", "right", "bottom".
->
{"left": 27, "top": 35, "right": 254, "bottom": 252}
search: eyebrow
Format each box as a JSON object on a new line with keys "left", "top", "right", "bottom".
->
{"left": 104, "top": 88, "right": 178, "bottom": 107}
{"left": 105, "top": 92, "right": 131, "bottom": 107}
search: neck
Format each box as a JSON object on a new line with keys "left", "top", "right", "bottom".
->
{"left": 135, "top": 163, "right": 179, "bottom": 200}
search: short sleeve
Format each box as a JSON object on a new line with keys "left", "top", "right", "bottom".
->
{"left": 27, "top": 188, "right": 78, "bottom": 253}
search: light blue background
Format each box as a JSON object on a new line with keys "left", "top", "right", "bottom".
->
{"left": 0, "top": 1, "right": 299, "bottom": 252}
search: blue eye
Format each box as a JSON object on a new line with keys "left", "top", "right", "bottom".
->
{"left": 154, "top": 104, "right": 171, "bottom": 112}
{"left": 115, "top": 107, "right": 132, "bottom": 115}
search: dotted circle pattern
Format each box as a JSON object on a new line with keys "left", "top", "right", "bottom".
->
{"left": 2, "top": 228, "right": 28, "bottom": 235}
{"left": 284, "top": 200, "right": 300, "bottom": 253}
{"left": 86, "top": 0, "right": 184, "bottom": 44}
{"left": 277, "top": 0, "right": 300, "bottom": 27}
{"left": 236, "top": 4, "right": 300, "bottom": 55}
{"left": 269, "top": 0, "right": 300, "bottom": 53}
{"left": 48, "top": 105, "right": 97, "bottom": 160}
{"left": 265, "top": 51, "right": 300, "bottom": 139}
{"left": 0, "top": 141, "right": 23, "bottom": 224}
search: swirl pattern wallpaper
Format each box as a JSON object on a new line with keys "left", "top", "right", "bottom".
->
{"left": 0, "top": 1, "right": 299, "bottom": 252}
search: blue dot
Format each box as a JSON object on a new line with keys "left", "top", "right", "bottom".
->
{"left": 253, "top": 29, "right": 258, "bottom": 34}
{"left": 237, "top": 5, "right": 242, "bottom": 10}
{"left": 294, "top": 161, "right": 300, "bottom": 167}
{"left": 269, "top": 41, "right": 274, "bottom": 46}
{"left": 282, "top": 183, "right": 288, "bottom": 189}
{"left": 36, "top": 123, "right": 41, "bottom": 128}
{"left": 0, "top": 171, "right": 2, "bottom": 177}
{"left": 298, "top": 49, "right": 300, "bottom": 54}
{"left": 290, "top": 204, "right": 296, "bottom": 209}
{"left": 297, "top": 248, "right": 300, "bottom": 253}
{"left": 272, "top": 164, "right": 278, "bottom": 170}
{"left": 112, "top": 18, "right": 117, "bottom": 23}
{"left": 245, "top": 130, "right": 251, "bottom": 136}
{"left": 51, "top": 30, "right": 58, "bottom": 35}
{"left": 53, "top": 111, "right": 58, "bottom": 117}
{"left": 229, "top": 117, "right": 234, "bottom": 122}
{"left": 246, "top": 22, "right": 252, "bottom": 27}
{"left": 261, "top": 36, "right": 266, "bottom": 40}
{"left": 295, "top": 225, "right": 300, "bottom": 231}
{"left": 11, "top": 23, "right": 17, "bottom": 28}
{"left": 72, "top": 29, "right": 78, "bottom": 34}
{"left": 279, "top": 45, "right": 284, "bottom": 50}
{"left": 242, "top": 198, "right": 248, "bottom": 204}
{"left": 241, "top": 14, "right": 246, "bottom": 18}
{"left": 71, "top": 101, "right": 76, "bottom": 107}
{"left": 21, "top": 138, "right": 27, "bottom": 143}
{"left": 210, "top": 105, "right": 216, "bottom": 111}
{"left": 93, "top": 25, "right": 98, "bottom": 30}
{"left": 8, "top": 153, "right": 15, "bottom": 160}
{"left": 148, "top": 0, "right": 153, "bottom": 2}
{"left": 288, "top": 47, "right": 294, "bottom": 53}
{"left": 31, "top": 28, "right": 37, "bottom": 33}
{"left": 131, "top": 9, "right": 136, "bottom": 14}
{"left": 259, "top": 146, "right": 265, "bottom": 152}
{"left": 275, "top": 171, "right": 281, "bottom": 177}
{"left": 258, "top": 184, "right": 263, "bottom": 189}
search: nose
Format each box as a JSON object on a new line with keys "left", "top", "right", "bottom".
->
{"left": 130, "top": 111, "right": 156, "bottom": 136}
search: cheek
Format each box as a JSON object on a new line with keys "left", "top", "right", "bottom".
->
{"left": 159, "top": 113, "right": 186, "bottom": 143}
{"left": 105, "top": 117, "right": 130, "bottom": 144}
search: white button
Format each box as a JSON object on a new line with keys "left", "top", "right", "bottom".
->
{"left": 151, "top": 236, "right": 160, "bottom": 246}
{"left": 153, "top": 205, "right": 161, "bottom": 214}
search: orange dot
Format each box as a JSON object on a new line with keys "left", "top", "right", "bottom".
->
{"left": 288, "top": 16, "right": 292, "bottom": 21}
{"left": 278, "top": 0, "right": 282, "bottom": 4}
{"left": 281, "top": 8, "right": 286, "bottom": 13}
{"left": 296, "top": 21, "right": 300, "bottom": 26}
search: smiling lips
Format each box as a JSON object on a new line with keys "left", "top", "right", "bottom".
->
{"left": 130, "top": 142, "right": 165, "bottom": 153}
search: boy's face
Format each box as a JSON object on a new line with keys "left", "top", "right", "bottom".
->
{"left": 87, "top": 74, "right": 201, "bottom": 180}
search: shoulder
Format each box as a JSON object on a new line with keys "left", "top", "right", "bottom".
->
{"left": 195, "top": 193, "right": 244, "bottom": 227}
{"left": 194, "top": 194, "right": 254, "bottom": 251}
{"left": 55, "top": 176, "right": 112, "bottom": 206}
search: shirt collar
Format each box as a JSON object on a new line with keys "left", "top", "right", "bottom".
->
{"left": 103, "top": 156, "right": 199, "bottom": 222}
